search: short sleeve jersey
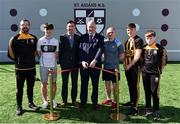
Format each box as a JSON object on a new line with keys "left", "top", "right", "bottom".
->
{"left": 124, "top": 35, "right": 143, "bottom": 66}
{"left": 104, "top": 38, "right": 124, "bottom": 69}
{"left": 37, "top": 36, "right": 59, "bottom": 67}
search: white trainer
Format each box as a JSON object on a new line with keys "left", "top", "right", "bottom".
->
{"left": 53, "top": 100, "right": 57, "bottom": 108}
{"left": 42, "top": 101, "right": 48, "bottom": 109}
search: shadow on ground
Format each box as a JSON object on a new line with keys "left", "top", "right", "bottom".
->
{"left": 26, "top": 103, "right": 179, "bottom": 123}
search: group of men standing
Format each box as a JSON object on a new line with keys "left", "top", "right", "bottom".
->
{"left": 8, "top": 19, "right": 167, "bottom": 121}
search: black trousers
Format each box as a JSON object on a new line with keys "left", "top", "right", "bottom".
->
{"left": 142, "top": 72, "right": 160, "bottom": 111}
{"left": 80, "top": 68, "right": 100, "bottom": 106}
{"left": 125, "top": 65, "right": 141, "bottom": 107}
{"left": 61, "top": 69, "right": 78, "bottom": 103}
{"left": 15, "top": 69, "right": 36, "bottom": 108}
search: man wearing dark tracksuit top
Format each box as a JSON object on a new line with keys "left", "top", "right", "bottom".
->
{"left": 142, "top": 30, "right": 167, "bottom": 121}
{"left": 8, "top": 19, "right": 38, "bottom": 115}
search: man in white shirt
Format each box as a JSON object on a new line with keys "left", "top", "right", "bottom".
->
{"left": 37, "top": 23, "right": 59, "bottom": 109}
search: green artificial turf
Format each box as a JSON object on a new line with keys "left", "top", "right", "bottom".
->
{"left": 0, "top": 64, "right": 179, "bottom": 123}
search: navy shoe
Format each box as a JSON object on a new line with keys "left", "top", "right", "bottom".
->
{"left": 153, "top": 111, "right": 160, "bottom": 121}
{"left": 28, "top": 102, "right": 38, "bottom": 111}
{"left": 144, "top": 108, "right": 153, "bottom": 117}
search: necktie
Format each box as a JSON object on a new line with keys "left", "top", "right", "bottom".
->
{"left": 89, "top": 35, "right": 93, "bottom": 44}
{"left": 69, "top": 35, "right": 74, "bottom": 48}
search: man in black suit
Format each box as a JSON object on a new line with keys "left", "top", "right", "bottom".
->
{"left": 59, "top": 20, "right": 80, "bottom": 107}
{"left": 79, "top": 20, "right": 104, "bottom": 110}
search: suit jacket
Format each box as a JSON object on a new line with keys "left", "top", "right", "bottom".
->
{"left": 59, "top": 33, "right": 80, "bottom": 69}
{"left": 79, "top": 33, "right": 104, "bottom": 67}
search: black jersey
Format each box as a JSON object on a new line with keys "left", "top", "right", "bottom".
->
{"left": 8, "top": 33, "right": 37, "bottom": 69}
{"left": 124, "top": 35, "right": 144, "bottom": 66}
{"left": 141, "top": 43, "right": 167, "bottom": 74}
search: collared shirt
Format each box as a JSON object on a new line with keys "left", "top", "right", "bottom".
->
{"left": 88, "top": 33, "right": 95, "bottom": 38}
{"left": 66, "top": 33, "right": 74, "bottom": 48}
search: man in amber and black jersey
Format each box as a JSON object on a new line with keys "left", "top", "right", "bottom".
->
{"left": 123, "top": 23, "right": 144, "bottom": 115}
{"left": 141, "top": 30, "right": 167, "bottom": 121}
{"left": 8, "top": 19, "right": 38, "bottom": 115}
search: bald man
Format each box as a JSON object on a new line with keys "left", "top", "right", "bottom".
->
{"left": 101, "top": 27, "right": 124, "bottom": 110}
{"left": 79, "top": 20, "right": 104, "bottom": 110}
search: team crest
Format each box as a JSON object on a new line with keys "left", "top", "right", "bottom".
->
{"left": 31, "top": 39, "right": 34, "bottom": 44}
{"left": 74, "top": 9, "right": 106, "bottom": 34}
{"left": 43, "top": 46, "right": 48, "bottom": 52}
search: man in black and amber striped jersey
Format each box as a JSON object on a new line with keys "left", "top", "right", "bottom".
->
{"left": 123, "top": 23, "right": 144, "bottom": 115}
{"left": 8, "top": 19, "right": 38, "bottom": 116}
{"left": 141, "top": 30, "right": 167, "bottom": 121}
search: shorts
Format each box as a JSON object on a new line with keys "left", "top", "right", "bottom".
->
{"left": 40, "top": 66, "right": 57, "bottom": 83}
{"left": 102, "top": 68, "right": 120, "bottom": 83}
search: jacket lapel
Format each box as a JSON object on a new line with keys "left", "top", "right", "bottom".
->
{"left": 65, "top": 34, "right": 72, "bottom": 48}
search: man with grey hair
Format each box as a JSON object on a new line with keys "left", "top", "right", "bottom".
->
{"left": 79, "top": 20, "right": 104, "bottom": 110}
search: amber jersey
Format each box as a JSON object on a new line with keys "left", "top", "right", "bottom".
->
{"left": 141, "top": 43, "right": 167, "bottom": 74}
{"left": 124, "top": 35, "right": 144, "bottom": 66}
{"left": 9, "top": 33, "right": 37, "bottom": 69}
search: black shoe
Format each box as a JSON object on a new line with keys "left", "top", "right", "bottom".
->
{"left": 61, "top": 101, "right": 67, "bottom": 108}
{"left": 122, "top": 102, "right": 133, "bottom": 107}
{"left": 144, "top": 108, "right": 153, "bottom": 117}
{"left": 153, "top": 111, "right": 160, "bottom": 121}
{"left": 79, "top": 103, "right": 86, "bottom": 108}
{"left": 16, "top": 107, "right": 23, "bottom": 116}
{"left": 79, "top": 103, "right": 88, "bottom": 110}
{"left": 72, "top": 101, "right": 79, "bottom": 107}
{"left": 28, "top": 102, "right": 38, "bottom": 111}
{"left": 128, "top": 107, "right": 138, "bottom": 116}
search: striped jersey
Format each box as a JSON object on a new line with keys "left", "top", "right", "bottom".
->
{"left": 124, "top": 35, "right": 143, "bottom": 66}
